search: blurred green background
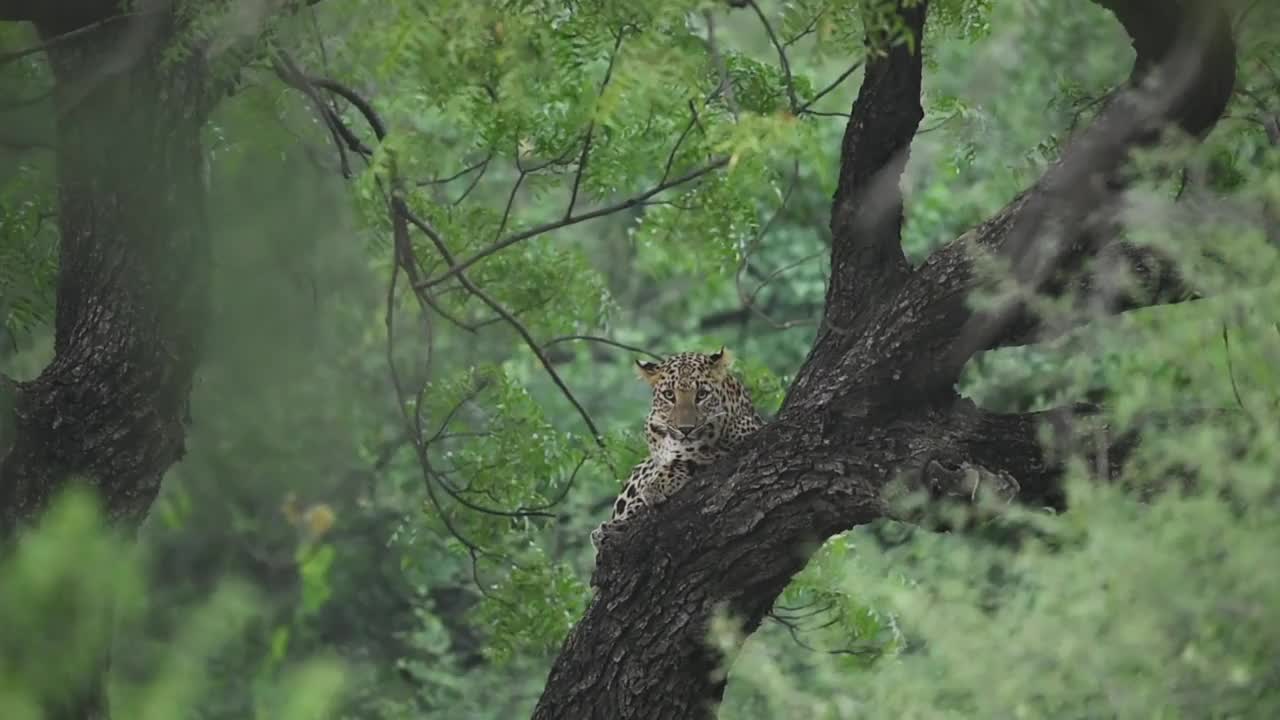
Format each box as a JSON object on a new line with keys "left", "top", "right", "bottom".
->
{"left": 2, "top": 0, "right": 1278, "bottom": 717}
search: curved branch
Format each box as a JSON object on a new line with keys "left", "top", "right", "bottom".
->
{"left": 543, "top": 334, "right": 662, "bottom": 361}
{"left": 416, "top": 157, "right": 728, "bottom": 291}
{"left": 892, "top": 0, "right": 1235, "bottom": 390}
{"left": 566, "top": 30, "right": 625, "bottom": 219}
{"left": 797, "top": 60, "right": 863, "bottom": 115}
{"left": 745, "top": 0, "right": 798, "bottom": 112}
{"left": 535, "top": 6, "right": 1241, "bottom": 717}
{"left": 396, "top": 201, "right": 608, "bottom": 449}
{"left": 783, "top": 0, "right": 928, "bottom": 410}
{"left": 534, "top": 393, "right": 1128, "bottom": 718}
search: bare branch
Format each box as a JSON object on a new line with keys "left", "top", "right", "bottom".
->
{"left": 735, "top": 160, "right": 799, "bottom": 291}
{"left": 0, "top": 10, "right": 155, "bottom": 66}
{"left": 495, "top": 161, "right": 527, "bottom": 240}
{"left": 543, "top": 335, "right": 662, "bottom": 360}
{"left": 397, "top": 202, "right": 608, "bottom": 449}
{"left": 418, "top": 155, "right": 492, "bottom": 186}
{"left": 566, "top": 30, "right": 626, "bottom": 219}
{"left": 660, "top": 101, "right": 703, "bottom": 183}
{"left": 416, "top": 157, "right": 728, "bottom": 290}
{"left": 797, "top": 61, "right": 863, "bottom": 116}
{"left": 453, "top": 157, "right": 490, "bottom": 205}
{"left": 310, "top": 76, "right": 388, "bottom": 139}
{"left": 782, "top": 8, "right": 823, "bottom": 49}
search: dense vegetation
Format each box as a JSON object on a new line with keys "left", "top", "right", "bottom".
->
{"left": 1, "top": 0, "right": 1277, "bottom": 718}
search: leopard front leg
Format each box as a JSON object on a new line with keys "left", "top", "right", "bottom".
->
{"left": 638, "top": 461, "right": 691, "bottom": 507}
{"left": 591, "top": 460, "right": 654, "bottom": 549}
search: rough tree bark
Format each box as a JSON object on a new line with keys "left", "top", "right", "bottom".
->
{"left": 0, "top": 5, "right": 214, "bottom": 533}
{"left": 0, "top": 2, "right": 226, "bottom": 718}
{"left": 532, "top": 1, "right": 1236, "bottom": 718}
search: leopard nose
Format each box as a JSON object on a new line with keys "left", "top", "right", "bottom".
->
{"left": 676, "top": 423, "right": 696, "bottom": 436}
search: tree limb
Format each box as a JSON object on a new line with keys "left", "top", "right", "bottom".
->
{"left": 534, "top": 394, "right": 1136, "bottom": 718}
{"left": 534, "top": 5, "right": 1242, "bottom": 718}
{"left": 894, "top": 0, "right": 1236, "bottom": 389}
{"left": 822, "top": 0, "right": 927, "bottom": 325}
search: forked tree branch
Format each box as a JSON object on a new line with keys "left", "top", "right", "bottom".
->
{"left": 822, "top": 0, "right": 927, "bottom": 326}
{"left": 415, "top": 157, "right": 728, "bottom": 291}
{"left": 893, "top": 0, "right": 1235, "bottom": 389}
{"left": 534, "top": 4, "right": 1241, "bottom": 718}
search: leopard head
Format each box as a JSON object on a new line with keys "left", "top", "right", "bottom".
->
{"left": 635, "top": 348, "right": 740, "bottom": 462}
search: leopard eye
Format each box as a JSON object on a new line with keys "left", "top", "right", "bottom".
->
{"left": 661, "top": 387, "right": 675, "bottom": 402}
{"left": 695, "top": 384, "right": 709, "bottom": 402}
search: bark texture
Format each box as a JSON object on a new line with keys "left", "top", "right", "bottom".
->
{"left": 1, "top": 3, "right": 219, "bottom": 718}
{"left": 1, "top": 5, "right": 211, "bottom": 531}
{"left": 533, "top": 1, "right": 1237, "bottom": 718}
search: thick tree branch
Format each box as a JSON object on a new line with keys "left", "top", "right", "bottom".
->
{"left": 893, "top": 0, "right": 1235, "bottom": 390}
{"left": 536, "top": 5, "right": 1242, "bottom": 718}
{"left": 823, "top": 0, "right": 927, "bottom": 325}
{"left": 974, "top": 238, "right": 1196, "bottom": 350}
{"left": 535, "top": 393, "right": 1135, "bottom": 718}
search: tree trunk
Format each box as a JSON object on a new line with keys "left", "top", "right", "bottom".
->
{"left": 0, "top": 5, "right": 217, "bottom": 718}
{"left": 532, "top": 1, "right": 1236, "bottom": 718}
{"left": 1, "top": 8, "right": 210, "bottom": 531}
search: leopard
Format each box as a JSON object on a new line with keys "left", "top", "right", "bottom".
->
{"left": 591, "top": 348, "right": 763, "bottom": 549}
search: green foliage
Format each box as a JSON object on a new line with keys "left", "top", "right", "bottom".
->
{"left": 3, "top": 0, "right": 1279, "bottom": 717}
{"left": 472, "top": 546, "right": 589, "bottom": 664}
{"left": 0, "top": 491, "right": 345, "bottom": 720}
{"left": 0, "top": 162, "right": 55, "bottom": 342}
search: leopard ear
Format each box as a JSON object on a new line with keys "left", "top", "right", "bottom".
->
{"left": 635, "top": 359, "right": 662, "bottom": 385}
{"left": 709, "top": 347, "right": 734, "bottom": 376}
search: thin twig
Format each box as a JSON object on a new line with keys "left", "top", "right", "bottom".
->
{"left": 453, "top": 158, "right": 490, "bottom": 205}
{"left": 662, "top": 104, "right": 702, "bottom": 184}
{"left": 419, "top": 155, "right": 492, "bottom": 186}
{"left": 745, "top": 251, "right": 824, "bottom": 307}
{"left": 418, "top": 158, "right": 728, "bottom": 290}
{"left": 311, "top": 76, "right": 387, "bottom": 138}
{"left": 736, "top": 160, "right": 800, "bottom": 301}
{"left": 519, "top": 454, "right": 588, "bottom": 513}
{"left": 567, "top": 30, "right": 626, "bottom": 219}
{"left": 1221, "top": 323, "right": 1248, "bottom": 413}
{"left": 398, "top": 202, "right": 608, "bottom": 449}
{"left": 703, "top": 9, "right": 740, "bottom": 119}
{"left": 746, "top": 0, "right": 799, "bottom": 112}
{"left": 544, "top": 334, "right": 662, "bottom": 360}
{"left": 0, "top": 10, "right": 154, "bottom": 66}
{"left": 797, "top": 61, "right": 864, "bottom": 115}
{"left": 495, "top": 164, "right": 528, "bottom": 240}
{"left": 783, "top": 9, "right": 824, "bottom": 48}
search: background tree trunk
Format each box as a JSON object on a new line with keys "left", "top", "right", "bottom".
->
{"left": 1, "top": 7, "right": 210, "bottom": 533}
{"left": 0, "top": 5, "right": 217, "bottom": 718}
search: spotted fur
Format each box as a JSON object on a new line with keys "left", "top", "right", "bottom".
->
{"left": 591, "top": 349, "right": 763, "bottom": 548}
